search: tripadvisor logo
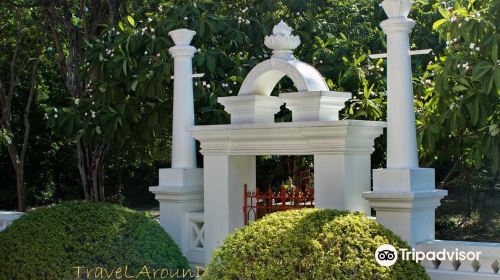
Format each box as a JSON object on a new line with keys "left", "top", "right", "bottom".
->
{"left": 375, "top": 244, "right": 398, "bottom": 266}
{"left": 374, "top": 244, "right": 482, "bottom": 267}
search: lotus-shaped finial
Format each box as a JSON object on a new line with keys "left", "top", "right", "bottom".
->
{"left": 264, "top": 20, "right": 300, "bottom": 60}
{"left": 273, "top": 20, "right": 292, "bottom": 36}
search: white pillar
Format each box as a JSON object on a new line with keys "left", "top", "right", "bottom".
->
{"left": 363, "top": 0, "right": 446, "bottom": 247}
{"left": 150, "top": 29, "right": 204, "bottom": 266}
{"left": 314, "top": 153, "right": 371, "bottom": 214}
{"left": 203, "top": 155, "right": 255, "bottom": 264}
{"left": 382, "top": 4, "right": 419, "bottom": 169}
{"left": 168, "top": 29, "right": 197, "bottom": 168}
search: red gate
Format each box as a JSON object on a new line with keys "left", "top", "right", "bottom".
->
{"left": 243, "top": 184, "right": 314, "bottom": 225}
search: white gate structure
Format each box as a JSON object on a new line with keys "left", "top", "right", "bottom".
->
{"left": 0, "top": 1, "right": 496, "bottom": 278}
{"left": 148, "top": 0, "right": 500, "bottom": 278}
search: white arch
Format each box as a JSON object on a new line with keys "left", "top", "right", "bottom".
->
{"left": 238, "top": 59, "right": 329, "bottom": 96}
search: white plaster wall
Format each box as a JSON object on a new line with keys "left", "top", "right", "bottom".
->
{"left": 314, "top": 153, "right": 371, "bottom": 214}
{"left": 203, "top": 155, "right": 255, "bottom": 263}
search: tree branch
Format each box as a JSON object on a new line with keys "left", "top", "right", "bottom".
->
{"left": 80, "top": 0, "right": 89, "bottom": 40}
{"left": 44, "top": 4, "right": 72, "bottom": 94}
{"left": 0, "top": 82, "right": 6, "bottom": 128}
{"left": 7, "top": 8, "right": 23, "bottom": 105}
{"left": 20, "top": 46, "right": 41, "bottom": 164}
{"left": 0, "top": 8, "right": 23, "bottom": 167}
{"left": 439, "top": 154, "right": 465, "bottom": 189}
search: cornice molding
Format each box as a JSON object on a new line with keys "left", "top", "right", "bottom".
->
{"left": 191, "top": 120, "right": 386, "bottom": 155}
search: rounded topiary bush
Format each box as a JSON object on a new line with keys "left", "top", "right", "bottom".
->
{"left": 204, "top": 209, "right": 429, "bottom": 280}
{"left": 0, "top": 201, "right": 190, "bottom": 280}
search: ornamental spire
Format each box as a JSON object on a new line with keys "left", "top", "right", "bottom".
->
{"left": 380, "top": 0, "right": 414, "bottom": 18}
{"left": 264, "top": 20, "right": 300, "bottom": 60}
{"left": 168, "top": 29, "right": 196, "bottom": 46}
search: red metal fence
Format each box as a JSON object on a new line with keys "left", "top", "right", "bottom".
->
{"left": 243, "top": 184, "right": 314, "bottom": 225}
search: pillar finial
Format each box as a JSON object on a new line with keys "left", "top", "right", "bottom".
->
{"left": 264, "top": 20, "right": 300, "bottom": 60}
{"left": 380, "top": 0, "right": 414, "bottom": 18}
{"left": 169, "top": 29, "right": 196, "bottom": 46}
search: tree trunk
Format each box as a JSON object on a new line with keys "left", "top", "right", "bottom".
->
{"left": 77, "top": 140, "right": 108, "bottom": 201}
{"left": 42, "top": 1, "right": 122, "bottom": 202}
{"left": 0, "top": 18, "right": 40, "bottom": 211}
{"left": 465, "top": 187, "right": 472, "bottom": 216}
{"left": 4, "top": 145, "right": 27, "bottom": 211}
{"left": 15, "top": 166, "right": 26, "bottom": 211}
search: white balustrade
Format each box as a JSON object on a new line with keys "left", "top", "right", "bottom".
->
{"left": 417, "top": 240, "right": 500, "bottom": 280}
{"left": 184, "top": 212, "right": 205, "bottom": 266}
{"left": 0, "top": 211, "right": 24, "bottom": 232}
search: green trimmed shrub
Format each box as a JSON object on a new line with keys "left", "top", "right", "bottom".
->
{"left": 0, "top": 201, "right": 191, "bottom": 280}
{"left": 204, "top": 209, "right": 429, "bottom": 280}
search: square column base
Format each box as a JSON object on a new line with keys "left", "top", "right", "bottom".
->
{"left": 363, "top": 168, "right": 447, "bottom": 247}
{"left": 149, "top": 168, "right": 204, "bottom": 264}
{"left": 373, "top": 168, "right": 436, "bottom": 192}
{"left": 280, "top": 91, "right": 351, "bottom": 122}
{"left": 158, "top": 168, "right": 204, "bottom": 187}
{"left": 218, "top": 95, "right": 282, "bottom": 124}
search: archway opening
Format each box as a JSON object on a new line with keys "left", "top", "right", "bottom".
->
{"left": 244, "top": 155, "right": 314, "bottom": 224}
{"left": 273, "top": 76, "right": 295, "bottom": 122}
{"left": 238, "top": 59, "right": 329, "bottom": 96}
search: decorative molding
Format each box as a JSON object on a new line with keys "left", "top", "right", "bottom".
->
{"left": 168, "top": 46, "right": 197, "bottom": 57}
{"left": 191, "top": 120, "right": 385, "bottom": 155}
{"left": 149, "top": 186, "right": 203, "bottom": 203}
{"left": 380, "top": 18, "right": 416, "bottom": 33}
{"left": 362, "top": 190, "right": 448, "bottom": 211}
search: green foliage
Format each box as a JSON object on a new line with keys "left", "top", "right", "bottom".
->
{"left": 45, "top": 14, "right": 174, "bottom": 146}
{"left": 151, "top": 0, "right": 397, "bottom": 125}
{"left": 204, "top": 209, "right": 429, "bottom": 280}
{"left": 0, "top": 3, "right": 79, "bottom": 209}
{"left": 0, "top": 201, "right": 190, "bottom": 280}
{"left": 418, "top": 0, "right": 499, "bottom": 173}
{"left": 0, "top": 0, "right": 497, "bottom": 216}
{"left": 0, "top": 128, "right": 11, "bottom": 146}
{"left": 39, "top": 0, "right": 401, "bottom": 202}
{"left": 437, "top": 186, "right": 500, "bottom": 242}
{"left": 256, "top": 155, "right": 313, "bottom": 190}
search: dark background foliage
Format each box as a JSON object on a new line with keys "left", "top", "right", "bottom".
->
{"left": 0, "top": 0, "right": 498, "bottom": 240}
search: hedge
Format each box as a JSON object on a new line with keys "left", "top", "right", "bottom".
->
{"left": 0, "top": 201, "right": 191, "bottom": 279}
{"left": 204, "top": 208, "right": 429, "bottom": 280}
